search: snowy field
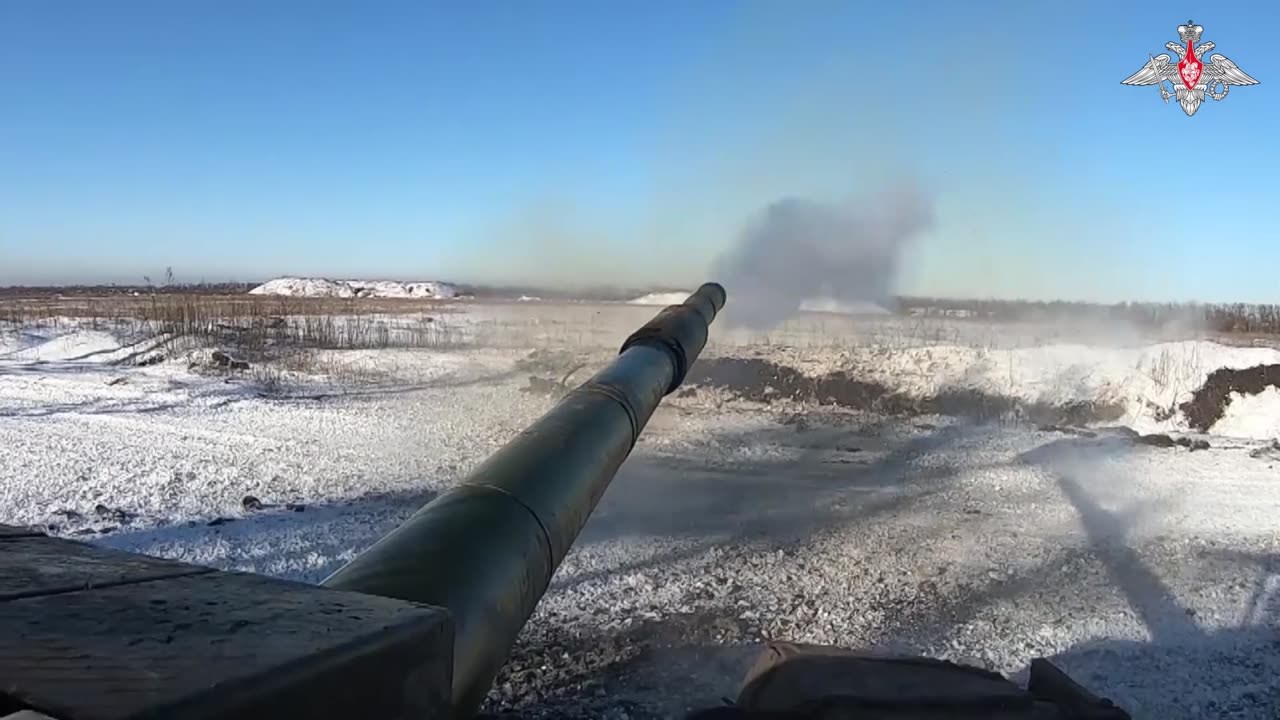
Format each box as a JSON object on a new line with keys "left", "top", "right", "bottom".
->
{"left": 3, "top": 299, "right": 1280, "bottom": 719}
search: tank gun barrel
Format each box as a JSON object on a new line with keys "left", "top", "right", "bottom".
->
{"left": 321, "top": 283, "right": 727, "bottom": 716}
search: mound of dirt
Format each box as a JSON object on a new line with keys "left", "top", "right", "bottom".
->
{"left": 685, "top": 357, "right": 909, "bottom": 413}
{"left": 1180, "top": 363, "right": 1280, "bottom": 432}
{"left": 685, "top": 358, "right": 1124, "bottom": 425}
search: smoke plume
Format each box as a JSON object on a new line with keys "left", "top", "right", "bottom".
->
{"left": 709, "top": 181, "right": 935, "bottom": 329}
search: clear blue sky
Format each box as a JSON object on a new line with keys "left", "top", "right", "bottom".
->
{"left": 1, "top": 1, "right": 1276, "bottom": 302}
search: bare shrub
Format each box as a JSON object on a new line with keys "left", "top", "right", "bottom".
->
{"left": 251, "top": 363, "right": 287, "bottom": 395}
{"left": 0, "top": 294, "right": 468, "bottom": 359}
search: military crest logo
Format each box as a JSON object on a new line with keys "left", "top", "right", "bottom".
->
{"left": 1122, "top": 21, "right": 1259, "bottom": 116}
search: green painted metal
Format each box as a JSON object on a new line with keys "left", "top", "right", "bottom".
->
{"left": 323, "top": 283, "right": 727, "bottom": 716}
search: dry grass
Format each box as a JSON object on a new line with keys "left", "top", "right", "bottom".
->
{"left": 0, "top": 294, "right": 468, "bottom": 360}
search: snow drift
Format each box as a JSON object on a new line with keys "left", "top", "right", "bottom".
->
{"left": 627, "top": 292, "right": 692, "bottom": 306}
{"left": 249, "top": 277, "right": 460, "bottom": 299}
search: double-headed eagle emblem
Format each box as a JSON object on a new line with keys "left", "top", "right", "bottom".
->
{"left": 1122, "top": 21, "right": 1258, "bottom": 116}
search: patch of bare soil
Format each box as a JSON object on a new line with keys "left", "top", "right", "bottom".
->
{"left": 517, "top": 349, "right": 595, "bottom": 398}
{"left": 685, "top": 358, "right": 1124, "bottom": 426}
{"left": 1180, "top": 364, "right": 1280, "bottom": 432}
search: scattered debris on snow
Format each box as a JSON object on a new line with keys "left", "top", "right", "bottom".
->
{"left": 211, "top": 350, "right": 250, "bottom": 370}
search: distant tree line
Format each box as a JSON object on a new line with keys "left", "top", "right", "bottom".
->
{"left": 0, "top": 281, "right": 258, "bottom": 298}
{"left": 893, "top": 297, "right": 1280, "bottom": 335}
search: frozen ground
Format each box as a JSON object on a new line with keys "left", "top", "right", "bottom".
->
{"left": 2, "top": 304, "right": 1279, "bottom": 719}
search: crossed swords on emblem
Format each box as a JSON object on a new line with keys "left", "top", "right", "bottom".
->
{"left": 1121, "top": 21, "right": 1259, "bottom": 116}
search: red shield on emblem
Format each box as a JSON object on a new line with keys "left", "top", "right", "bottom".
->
{"left": 1178, "top": 41, "right": 1202, "bottom": 89}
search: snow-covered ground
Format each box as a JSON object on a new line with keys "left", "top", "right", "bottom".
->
{"left": 1217, "top": 388, "right": 1280, "bottom": 440}
{"left": 629, "top": 291, "right": 694, "bottom": 306}
{"left": 2, "top": 305, "right": 1279, "bottom": 719}
{"left": 249, "top": 276, "right": 460, "bottom": 299}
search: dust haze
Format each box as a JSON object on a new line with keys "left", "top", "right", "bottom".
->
{"left": 710, "top": 182, "right": 935, "bottom": 329}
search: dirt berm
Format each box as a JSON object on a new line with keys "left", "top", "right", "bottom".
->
{"left": 684, "top": 358, "right": 1124, "bottom": 426}
{"left": 1180, "top": 363, "right": 1280, "bottom": 432}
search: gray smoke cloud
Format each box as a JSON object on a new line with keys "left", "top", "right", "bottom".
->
{"left": 709, "top": 181, "right": 936, "bottom": 329}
